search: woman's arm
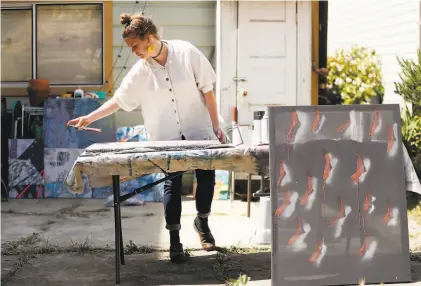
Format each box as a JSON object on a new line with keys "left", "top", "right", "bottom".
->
{"left": 202, "top": 90, "right": 220, "bottom": 130}
{"left": 87, "top": 96, "right": 120, "bottom": 122}
{"left": 67, "top": 96, "right": 120, "bottom": 128}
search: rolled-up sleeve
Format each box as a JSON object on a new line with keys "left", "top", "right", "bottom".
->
{"left": 189, "top": 43, "right": 216, "bottom": 94}
{"left": 113, "top": 66, "right": 143, "bottom": 112}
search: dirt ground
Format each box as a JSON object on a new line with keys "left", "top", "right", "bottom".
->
{"left": 1, "top": 194, "right": 421, "bottom": 286}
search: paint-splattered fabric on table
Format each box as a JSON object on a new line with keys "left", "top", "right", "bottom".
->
{"left": 64, "top": 140, "right": 270, "bottom": 195}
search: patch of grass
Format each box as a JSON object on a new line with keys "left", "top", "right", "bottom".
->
{"left": 2, "top": 232, "right": 42, "bottom": 255}
{"left": 124, "top": 240, "right": 156, "bottom": 254}
{"left": 226, "top": 274, "right": 250, "bottom": 286}
{"left": 184, "top": 247, "right": 193, "bottom": 258}
{"left": 212, "top": 245, "right": 269, "bottom": 284}
{"left": 216, "top": 245, "right": 270, "bottom": 255}
{"left": 1, "top": 233, "right": 112, "bottom": 256}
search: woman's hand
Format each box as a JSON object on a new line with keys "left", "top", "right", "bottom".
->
{"left": 66, "top": 115, "right": 93, "bottom": 130}
{"left": 213, "top": 126, "right": 227, "bottom": 144}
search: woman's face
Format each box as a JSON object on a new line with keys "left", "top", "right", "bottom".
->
{"left": 125, "top": 36, "right": 154, "bottom": 59}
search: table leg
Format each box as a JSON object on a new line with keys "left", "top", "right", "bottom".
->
{"left": 230, "top": 171, "right": 235, "bottom": 202}
{"left": 247, "top": 173, "right": 252, "bottom": 218}
{"left": 112, "top": 175, "right": 121, "bottom": 284}
{"left": 119, "top": 207, "right": 125, "bottom": 265}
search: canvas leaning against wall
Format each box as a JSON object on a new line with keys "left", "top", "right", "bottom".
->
{"left": 42, "top": 98, "right": 117, "bottom": 198}
{"left": 8, "top": 139, "right": 44, "bottom": 199}
{"left": 41, "top": 99, "right": 165, "bottom": 202}
{"left": 268, "top": 104, "right": 411, "bottom": 286}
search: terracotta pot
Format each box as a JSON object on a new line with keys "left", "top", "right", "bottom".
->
{"left": 28, "top": 79, "right": 49, "bottom": 91}
{"left": 27, "top": 79, "right": 50, "bottom": 107}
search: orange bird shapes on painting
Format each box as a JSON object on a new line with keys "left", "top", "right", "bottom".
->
{"left": 309, "top": 239, "right": 324, "bottom": 264}
{"left": 288, "top": 216, "right": 304, "bottom": 245}
{"left": 351, "top": 152, "right": 366, "bottom": 184}
{"left": 329, "top": 197, "right": 345, "bottom": 227}
{"left": 383, "top": 200, "right": 392, "bottom": 225}
{"left": 358, "top": 236, "right": 369, "bottom": 256}
{"left": 386, "top": 123, "right": 395, "bottom": 153}
{"left": 312, "top": 109, "right": 321, "bottom": 133}
{"left": 300, "top": 173, "right": 314, "bottom": 205}
{"left": 363, "top": 192, "right": 373, "bottom": 213}
{"left": 323, "top": 151, "right": 332, "bottom": 181}
{"left": 361, "top": 192, "right": 373, "bottom": 229}
{"left": 336, "top": 119, "right": 351, "bottom": 133}
{"left": 286, "top": 110, "right": 299, "bottom": 143}
{"left": 368, "top": 110, "right": 380, "bottom": 136}
{"left": 276, "top": 161, "right": 286, "bottom": 188}
{"left": 275, "top": 190, "right": 291, "bottom": 217}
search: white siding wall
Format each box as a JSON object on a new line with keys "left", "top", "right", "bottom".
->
{"left": 328, "top": 0, "right": 419, "bottom": 106}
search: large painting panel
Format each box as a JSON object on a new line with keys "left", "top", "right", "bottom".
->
{"left": 268, "top": 105, "right": 411, "bottom": 286}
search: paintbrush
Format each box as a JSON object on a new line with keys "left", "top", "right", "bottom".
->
{"left": 68, "top": 125, "right": 103, "bottom": 133}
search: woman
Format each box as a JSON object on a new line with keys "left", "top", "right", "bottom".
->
{"left": 67, "top": 13, "right": 226, "bottom": 263}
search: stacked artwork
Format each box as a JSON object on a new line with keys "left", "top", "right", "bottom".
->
{"left": 268, "top": 105, "right": 411, "bottom": 286}
{"left": 8, "top": 139, "right": 44, "bottom": 199}
{"left": 43, "top": 98, "right": 116, "bottom": 198}
{"left": 41, "top": 98, "right": 165, "bottom": 202}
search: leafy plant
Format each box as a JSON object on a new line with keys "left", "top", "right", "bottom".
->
{"left": 401, "top": 106, "right": 421, "bottom": 178}
{"left": 326, "top": 46, "right": 385, "bottom": 104}
{"left": 226, "top": 274, "right": 250, "bottom": 286}
{"left": 395, "top": 49, "right": 421, "bottom": 107}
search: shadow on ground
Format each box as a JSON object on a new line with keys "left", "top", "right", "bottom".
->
{"left": 2, "top": 249, "right": 421, "bottom": 286}
{"left": 2, "top": 250, "right": 271, "bottom": 286}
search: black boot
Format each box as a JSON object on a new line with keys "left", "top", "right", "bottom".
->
{"left": 193, "top": 216, "right": 216, "bottom": 251}
{"left": 169, "top": 243, "right": 187, "bottom": 263}
{"left": 169, "top": 230, "right": 187, "bottom": 263}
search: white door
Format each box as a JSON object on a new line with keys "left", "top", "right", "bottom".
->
{"left": 236, "top": 1, "right": 297, "bottom": 125}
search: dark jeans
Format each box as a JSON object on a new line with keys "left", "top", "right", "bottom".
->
{"left": 163, "top": 170, "right": 215, "bottom": 231}
{"left": 163, "top": 136, "right": 215, "bottom": 231}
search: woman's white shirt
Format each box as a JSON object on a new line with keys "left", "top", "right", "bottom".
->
{"left": 114, "top": 39, "right": 218, "bottom": 141}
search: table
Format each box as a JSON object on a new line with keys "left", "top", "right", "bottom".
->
{"left": 65, "top": 140, "right": 270, "bottom": 284}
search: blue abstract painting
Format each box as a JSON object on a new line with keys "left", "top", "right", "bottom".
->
{"left": 43, "top": 98, "right": 116, "bottom": 149}
{"left": 92, "top": 173, "right": 165, "bottom": 205}
{"left": 43, "top": 148, "right": 92, "bottom": 198}
{"left": 116, "top": 125, "right": 148, "bottom": 142}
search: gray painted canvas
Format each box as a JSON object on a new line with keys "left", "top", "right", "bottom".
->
{"left": 268, "top": 104, "right": 411, "bottom": 286}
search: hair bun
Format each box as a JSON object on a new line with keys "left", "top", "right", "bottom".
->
{"left": 120, "top": 13, "right": 132, "bottom": 26}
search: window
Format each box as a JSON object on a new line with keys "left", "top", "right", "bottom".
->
{"left": 1, "top": 3, "right": 103, "bottom": 86}
{"left": 1, "top": 9, "right": 33, "bottom": 82}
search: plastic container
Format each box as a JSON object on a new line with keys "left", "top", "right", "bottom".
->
{"left": 96, "top": 91, "right": 107, "bottom": 99}
{"left": 254, "top": 196, "right": 272, "bottom": 244}
{"left": 252, "top": 111, "right": 265, "bottom": 145}
{"left": 261, "top": 111, "right": 269, "bottom": 144}
{"left": 74, "top": 88, "right": 84, "bottom": 98}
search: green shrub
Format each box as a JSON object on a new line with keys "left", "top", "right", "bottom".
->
{"left": 395, "top": 49, "right": 421, "bottom": 107}
{"left": 401, "top": 106, "right": 421, "bottom": 158}
{"left": 401, "top": 105, "right": 421, "bottom": 179}
{"left": 394, "top": 50, "right": 421, "bottom": 179}
{"left": 326, "top": 46, "right": 385, "bottom": 104}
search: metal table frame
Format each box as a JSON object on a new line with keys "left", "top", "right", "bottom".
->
{"left": 111, "top": 170, "right": 185, "bottom": 284}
